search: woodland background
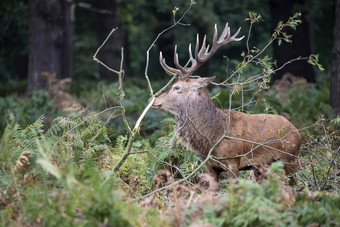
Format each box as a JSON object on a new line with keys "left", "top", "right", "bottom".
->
{"left": 0, "top": 0, "right": 339, "bottom": 226}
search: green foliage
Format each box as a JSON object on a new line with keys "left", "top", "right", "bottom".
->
{"left": 108, "top": 117, "right": 203, "bottom": 196}
{"left": 180, "top": 163, "right": 340, "bottom": 227}
{"left": 0, "top": 109, "right": 164, "bottom": 226}
{"left": 0, "top": 75, "right": 338, "bottom": 225}
{"left": 147, "top": 118, "right": 203, "bottom": 178}
{"left": 275, "top": 12, "right": 302, "bottom": 46}
{"left": 0, "top": 114, "right": 44, "bottom": 177}
{"left": 296, "top": 191, "right": 340, "bottom": 226}
{"left": 48, "top": 109, "right": 112, "bottom": 178}
{"left": 308, "top": 54, "right": 325, "bottom": 71}
{"left": 21, "top": 176, "right": 146, "bottom": 226}
{"left": 0, "top": 80, "right": 27, "bottom": 96}
{"left": 265, "top": 78, "right": 330, "bottom": 127}
{"left": 330, "top": 116, "right": 340, "bottom": 125}
{"left": 0, "top": 90, "right": 59, "bottom": 137}
{"left": 71, "top": 78, "right": 167, "bottom": 140}
{"left": 195, "top": 163, "right": 298, "bottom": 226}
{"left": 110, "top": 134, "right": 149, "bottom": 178}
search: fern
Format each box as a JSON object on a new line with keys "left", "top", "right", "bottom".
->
{"left": 115, "top": 135, "right": 128, "bottom": 151}
{"left": 1, "top": 115, "right": 46, "bottom": 174}
{"left": 331, "top": 116, "right": 340, "bottom": 125}
{"left": 149, "top": 128, "right": 203, "bottom": 179}
{"left": 47, "top": 109, "right": 111, "bottom": 173}
{"left": 45, "top": 116, "right": 67, "bottom": 137}
{"left": 0, "top": 113, "right": 17, "bottom": 171}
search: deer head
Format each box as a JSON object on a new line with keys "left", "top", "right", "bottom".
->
{"left": 152, "top": 77, "right": 215, "bottom": 116}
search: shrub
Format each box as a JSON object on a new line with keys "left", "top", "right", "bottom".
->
{"left": 0, "top": 111, "right": 165, "bottom": 226}
{"left": 169, "top": 162, "right": 340, "bottom": 227}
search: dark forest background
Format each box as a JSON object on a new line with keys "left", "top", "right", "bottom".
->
{"left": 0, "top": 0, "right": 338, "bottom": 113}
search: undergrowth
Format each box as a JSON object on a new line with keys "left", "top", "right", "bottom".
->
{"left": 167, "top": 163, "right": 340, "bottom": 227}
{"left": 0, "top": 77, "right": 339, "bottom": 226}
{"left": 0, "top": 90, "right": 59, "bottom": 136}
{"left": 0, "top": 111, "right": 165, "bottom": 226}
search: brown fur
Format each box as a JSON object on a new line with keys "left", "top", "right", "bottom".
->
{"left": 152, "top": 77, "right": 301, "bottom": 184}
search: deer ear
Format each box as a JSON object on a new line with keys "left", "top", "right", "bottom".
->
{"left": 195, "top": 76, "right": 216, "bottom": 88}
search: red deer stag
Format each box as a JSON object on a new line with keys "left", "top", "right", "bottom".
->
{"left": 152, "top": 23, "right": 301, "bottom": 184}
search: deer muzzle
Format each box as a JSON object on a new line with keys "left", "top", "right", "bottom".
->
{"left": 149, "top": 97, "right": 163, "bottom": 109}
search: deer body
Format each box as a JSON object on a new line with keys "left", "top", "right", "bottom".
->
{"left": 153, "top": 78, "right": 301, "bottom": 182}
{"left": 153, "top": 23, "right": 301, "bottom": 183}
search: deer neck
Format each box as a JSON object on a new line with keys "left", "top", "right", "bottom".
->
{"left": 174, "top": 91, "right": 225, "bottom": 158}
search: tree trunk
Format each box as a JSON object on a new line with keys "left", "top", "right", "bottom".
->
{"left": 92, "top": 0, "right": 124, "bottom": 80}
{"left": 27, "top": 0, "right": 74, "bottom": 93}
{"left": 269, "top": 0, "right": 316, "bottom": 83}
{"left": 330, "top": 0, "right": 340, "bottom": 115}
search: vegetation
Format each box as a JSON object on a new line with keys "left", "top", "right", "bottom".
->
{"left": 0, "top": 72, "right": 339, "bottom": 225}
{"left": 0, "top": 1, "right": 339, "bottom": 226}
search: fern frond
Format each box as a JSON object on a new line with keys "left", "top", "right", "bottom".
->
{"left": 116, "top": 135, "right": 127, "bottom": 151}
{"left": 331, "top": 116, "right": 340, "bottom": 125}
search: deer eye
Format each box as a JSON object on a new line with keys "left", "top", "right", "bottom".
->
{"left": 173, "top": 86, "right": 180, "bottom": 90}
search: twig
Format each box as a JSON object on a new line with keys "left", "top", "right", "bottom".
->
{"left": 144, "top": 3, "right": 194, "bottom": 97}
{"left": 93, "top": 27, "right": 120, "bottom": 74}
{"left": 129, "top": 150, "right": 149, "bottom": 155}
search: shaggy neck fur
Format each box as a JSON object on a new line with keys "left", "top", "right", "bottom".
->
{"left": 174, "top": 90, "right": 226, "bottom": 158}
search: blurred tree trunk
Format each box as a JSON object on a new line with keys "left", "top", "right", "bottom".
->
{"left": 330, "top": 0, "right": 340, "bottom": 115}
{"left": 92, "top": 0, "right": 124, "bottom": 80}
{"left": 27, "top": 0, "right": 74, "bottom": 93}
{"left": 269, "top": 0, "right": 316, "bottom": 83}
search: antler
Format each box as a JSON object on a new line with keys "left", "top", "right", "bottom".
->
{"left": 159, "top": 23, "right": 244, "bottom": 78}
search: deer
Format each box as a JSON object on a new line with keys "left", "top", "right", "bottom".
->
{"left": 152, "top": 23, "right": 301, "bottom": 185}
